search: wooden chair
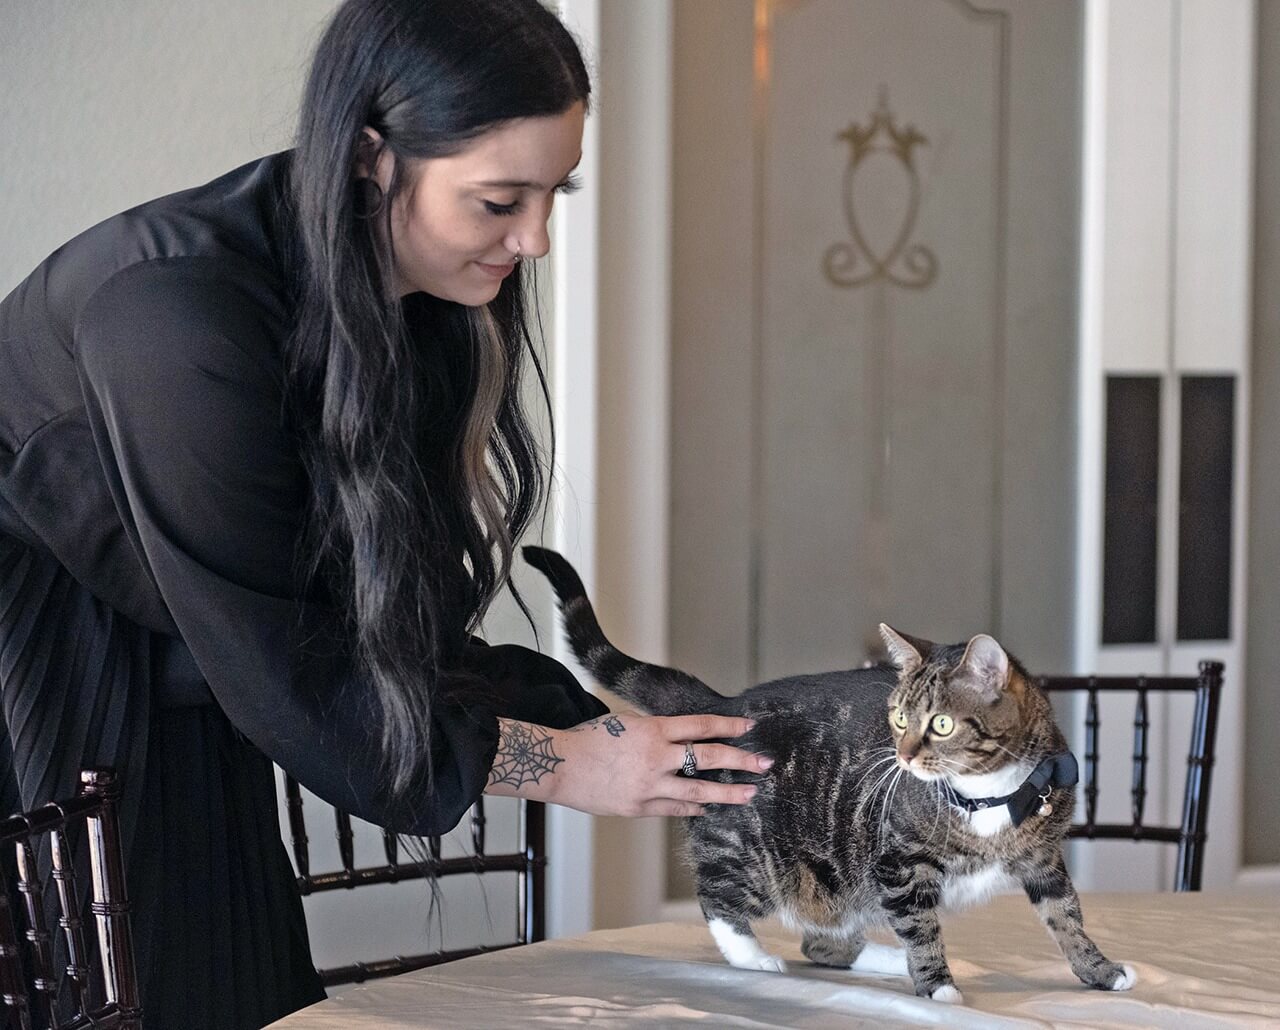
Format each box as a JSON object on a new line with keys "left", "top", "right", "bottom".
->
{"left": 280, "top": 775, "right": 545, "bottom": 987}
{"left": 1036, "top": 660, "right": 1224, "bottom": 891}
{"left": 0, "top": 769, "right": 142, "bottom": 1030}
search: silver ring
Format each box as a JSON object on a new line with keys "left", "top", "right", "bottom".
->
{"left": 679, "top": 742, "right": 698, "bottom": 777}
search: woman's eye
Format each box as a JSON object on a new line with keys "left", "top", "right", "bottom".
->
{"left": 890, "top": 708, "right": 908, "bottom": 730}
{"left": 556, "top": 173, "right": 583, "bottom": 195}
{"left": 483, "top": 199, "right": 521, "bottom": 217}
{"left": 930, "top": 714, "right": 955, "bottom": 737}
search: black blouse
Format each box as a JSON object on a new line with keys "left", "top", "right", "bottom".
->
{"left": 0, "top": 151, "right": 604, "bottom": 836}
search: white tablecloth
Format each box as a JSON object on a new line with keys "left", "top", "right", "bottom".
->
{"left": 270, "top": 891, "right": 1280, "bottom": 1028}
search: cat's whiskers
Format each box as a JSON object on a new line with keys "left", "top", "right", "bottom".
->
{"left": 865, "top": 762, "right": 900, "bottom": 819}
{"left": 926, "top": 774, "right": 947, "bottom": 840}
{"left": 879, "top": 767, "right": 907, "bottom": 840}
{"left": 857, "top": 753, "right": 899, "bottom": 785}
{"left": 867, "top": 761, "right": 902, "bottom": 837}
{"left": 935, "top": 756, "right": 982, "bottom": 779}
{"left": 988, "top": 739, "right": 1029, "bottom": 765}
{"left": 857, "top": 753, "right": 900, "bottom": 797}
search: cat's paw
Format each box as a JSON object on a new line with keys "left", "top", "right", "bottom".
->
{"left": 751, "top": 953, "right": 789, "bottom": 974}
{"left": 708, "top": 919, "right": 788, "bottom": 974}
{"left": 1107, "top": 964, "right": 1137, "bottom": 991}
{"left": 802, "top": 934, "right": 857, "bottom": 967}
{"left": 930, "top": 984, "right": 963, "bottom": 1004}
{"left": 850, "top": 941, "right": 909, "bottom": 977}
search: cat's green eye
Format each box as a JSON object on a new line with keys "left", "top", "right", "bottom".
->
{"left": 930, "top": 713, "right": 955, "bottom": 737}
{"left": 890, "top": 708, "right": 908, "bottom": 730}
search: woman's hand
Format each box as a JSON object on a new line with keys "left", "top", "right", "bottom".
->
{"left": 484, "top": 712, "right": 772, "bottom": 817}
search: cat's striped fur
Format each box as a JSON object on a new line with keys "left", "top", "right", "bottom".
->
{"left": 524, "top": 546, "right": 1135, "bottom": 1004}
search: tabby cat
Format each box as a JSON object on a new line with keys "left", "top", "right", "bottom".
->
{"left": 524, "top": 546, "right": 1135, "bottom": 1004}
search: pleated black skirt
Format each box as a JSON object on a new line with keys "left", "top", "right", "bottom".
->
{"left": 0, "top": 534, "right": 325, "bottom": 1029}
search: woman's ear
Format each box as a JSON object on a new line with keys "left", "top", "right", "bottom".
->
{"left": 354, "top": 126, "right": 387, "bottom": 181}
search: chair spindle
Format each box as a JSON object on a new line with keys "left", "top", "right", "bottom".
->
{"left": 335, "top": 812, "right": 355, "bottom": 875}
{"left": 81, "top": 769, "right": 142, "bottom": 1026}
{"left": 0, "top": 861, "right": 32, "bottom": 1030}
{"left": 14, "top": 834, "right": 57, "bottom": 1024}
{"left": 470, "top": 797, "right": 486, "bottom": 856}
{"left": 381, "top": 830, "right": 399, "bottom": 867}
{"left": 1131, "top": 683, "right": 1150, "bottom": 830}
{"left": 49, "top": 827, "right": 92, "bottom": 1017}
{"left": 284, "top": 775, "right": 311, "bottom": 879}
{"left": 1173, "top": 661, "right": 1225, "bottom": 892}
{"left": 1083, "top": 684, "right": 1100, "bottom": 828}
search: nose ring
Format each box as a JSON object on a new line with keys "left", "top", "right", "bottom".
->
{"left": 512, "top": 242, "right": 523, "bottom": 264}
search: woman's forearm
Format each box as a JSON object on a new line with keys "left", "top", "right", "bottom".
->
{"left": 483, "top": 717, "right": 572, "bottom": 803}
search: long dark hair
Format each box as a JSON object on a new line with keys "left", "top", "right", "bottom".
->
{"left": 286, "top": 0, "right": 591, "bottom": 797}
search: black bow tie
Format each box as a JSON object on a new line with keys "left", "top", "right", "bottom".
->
{"left": 943, "top": 752, "right": 1079, "bottom": 827}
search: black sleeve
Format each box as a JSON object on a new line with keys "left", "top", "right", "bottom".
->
{"left": 74, "top": 259, "right": 604, "bottom": 835}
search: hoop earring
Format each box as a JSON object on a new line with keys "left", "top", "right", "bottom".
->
{"left": 354, "top": 178, "right": 385, "bottom": 219}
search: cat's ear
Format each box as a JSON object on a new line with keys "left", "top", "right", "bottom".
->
{"left": 955, "top": 634, "right": 1009, "bottom": 702}
{"left": 879, "top": 623, "right": 927, "bottom": 675}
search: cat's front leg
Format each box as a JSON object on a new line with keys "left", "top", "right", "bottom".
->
{"left": 875, "top": 857, "right": 961, "bottom": 1003}
{"left": 1017, "top": 853, "right": 1136, "bottom": 992}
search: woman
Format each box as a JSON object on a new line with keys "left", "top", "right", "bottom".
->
{"left": 0, "top": 1, "right": 767, "bottom": 1027}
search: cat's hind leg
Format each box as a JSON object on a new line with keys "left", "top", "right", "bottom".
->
{"left": 698, "top": 879, "right": 787, "bottom": 973}
{"left": 801, "top": 932, "right": 860, "bottom": 967}
{"left": 802, "top": 933, "right": 909, "bottom": 976}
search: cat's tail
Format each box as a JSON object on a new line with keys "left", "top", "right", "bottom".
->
{"left": 522, "top": 546, "right": 731, "bottom": 716}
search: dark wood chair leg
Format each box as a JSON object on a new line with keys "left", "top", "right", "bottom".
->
{"left": 80, "top": 770, "right": 142, "bottom": 1028}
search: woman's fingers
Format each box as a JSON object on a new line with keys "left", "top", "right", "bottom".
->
{"left": 640, "top": 799, "right": 706, "bottom": 818}
{"left": 678, "top": 742, "right": 774, "bottom": 775}
{"left": 660, "top": 714, "right": 754, "bottom": 742}
{"left": 667, "top": 774, "right": 758, "bottom": 806}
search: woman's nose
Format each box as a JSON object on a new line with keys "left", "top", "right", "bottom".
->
{"left": 507, "top": 204, "right": 553, "bottom": 261}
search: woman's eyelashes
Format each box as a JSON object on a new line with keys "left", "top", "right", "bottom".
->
{"left": 481, "top": 174, "right": 584, "bottom": 217}
{"left": 482, "top": 198, "right": 521, "bottom": 217}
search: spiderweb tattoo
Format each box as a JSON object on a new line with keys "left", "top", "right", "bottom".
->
{"left": 490, "top": 721, "right": 565, "bottom": 788}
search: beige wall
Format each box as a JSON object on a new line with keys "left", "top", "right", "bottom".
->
{"left": 670, "top": 0, "right": 1081, "bottom": 692}
{"left": 0, "top": 1, "right": 333, "bottom": 295}
{"left": 1245, "top": 0, "right": 1280, "bottom": 868}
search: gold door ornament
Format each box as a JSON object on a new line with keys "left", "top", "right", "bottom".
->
{"left": 824, "top": 89, "right": 937, "bottom": 290}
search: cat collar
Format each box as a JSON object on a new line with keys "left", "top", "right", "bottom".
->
{"left": 942, "top": 752, "right": 1079, "bottom": 827}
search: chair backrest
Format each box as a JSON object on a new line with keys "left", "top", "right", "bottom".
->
{"left": 0, "top": 769, "right": 142, "bottom": 1030}
{"left": 280, "top": 775, "right": 545, "bottom": 988}
{"left": 1036, "top": 660, "right": 1224, "bottom": 891}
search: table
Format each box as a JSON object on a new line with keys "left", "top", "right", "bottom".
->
{"left": 270, "top": 891, "right": 1280, "bottom": 1028}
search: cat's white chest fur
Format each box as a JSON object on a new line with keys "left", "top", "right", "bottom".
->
{"left": 941, "top": 864, "right": 1013, "bottom": 910}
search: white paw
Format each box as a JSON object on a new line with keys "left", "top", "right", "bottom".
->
{"left": 1108, "top": 964, "right": 1137, "bottom": 991}
{"left": 753, "top": 954, "right": 788, "bottom": 974}
{"left": 850, "top": 941, "right": 909, "bottom": 977}
{"left": 930, "top": 984, "right": 963, "bottom": 1004}
{"left": 707, "top": 918, "right": 787, "bottom": 974}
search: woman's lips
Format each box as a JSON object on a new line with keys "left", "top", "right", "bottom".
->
{"left": 476, "top": 260, "right": 516, "bottom": 279}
